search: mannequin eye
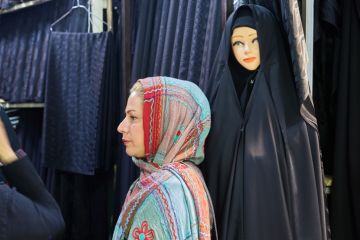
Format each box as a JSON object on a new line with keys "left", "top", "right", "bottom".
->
{"left": 232, "top": 41, "right": 244, "bottom": 46}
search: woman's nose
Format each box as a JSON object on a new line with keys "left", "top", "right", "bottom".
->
{"left": 117, "top": 119, "right": 127, "bottom": 134}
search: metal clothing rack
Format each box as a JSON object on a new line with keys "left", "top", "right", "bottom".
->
{"left": 0, "top": 99, "right": 44, "bottom": 109}
{"left": 0, "top": 0, "right": 52, "bottom": 15}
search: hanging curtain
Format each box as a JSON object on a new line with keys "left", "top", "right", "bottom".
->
{"left": 130, "top": 0, "right": 224, "bottom": 87}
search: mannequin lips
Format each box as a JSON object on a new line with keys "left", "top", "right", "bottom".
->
{"left": 243, "top": 57, "right": 256, "bottom": 63}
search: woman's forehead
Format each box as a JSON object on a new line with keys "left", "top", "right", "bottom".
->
{"left": 126, "top": 94, "right": 143, "bottom": 112}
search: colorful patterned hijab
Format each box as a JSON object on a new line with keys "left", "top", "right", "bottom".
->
{"left": 113, "top": 76, "right": 213, "bottom": 240}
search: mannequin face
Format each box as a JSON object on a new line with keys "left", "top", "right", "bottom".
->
{"left": 231, "top": 26, "right": 260, "bottom": 71}
{"left": 117, "top": 92, "right": 145, "bottom": 158}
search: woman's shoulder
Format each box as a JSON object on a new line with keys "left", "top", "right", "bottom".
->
{"left": 130, "top": 168, "right": 202, "bottom": 239}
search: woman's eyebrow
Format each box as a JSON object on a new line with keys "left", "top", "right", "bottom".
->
{"left": 125, "top": 109, "right": 136, "bottom": 114}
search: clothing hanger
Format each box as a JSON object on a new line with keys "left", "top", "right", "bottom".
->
{"left": 50, "top": 0, "right": 109, "bottom": 32}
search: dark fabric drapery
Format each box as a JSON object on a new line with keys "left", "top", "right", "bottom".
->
{"left": 0, "top": 0, "right": 88, "bottom": 103}
{"left": 313, "top": 0, "right": 340, "bottom": 175}
{"left": 131, "top": 0, "right": 224, "bottom": 87}
{"left": 330, "top": 0, "right": 360, "bottom": 239}
{"left": 14, "top": 108, "right": 55, "bottom": 191}
{"left": 53, "top": 170, "right": 113, "bottom": 240}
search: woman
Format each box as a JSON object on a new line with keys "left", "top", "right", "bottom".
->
{"left": 0, "top": 107, "right": 65, "bottom": 240}
{"left": 113, "top": 76, "right": 214, "bottom": 239}
{"left": 201, "top": 5, "right": 328, "bottom": 240}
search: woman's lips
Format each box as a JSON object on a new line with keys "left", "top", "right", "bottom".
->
{"left": 122, "top": 139, "right": 130, "bottom": 145}
{"left": 243, "top": 57, "right": 256, "bottom": 63}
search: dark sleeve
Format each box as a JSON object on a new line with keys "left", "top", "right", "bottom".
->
{"left": 0, "top": 156, "right": 65, "bottom": 240}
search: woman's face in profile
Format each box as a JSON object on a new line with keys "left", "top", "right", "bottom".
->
{"left": 117, "top": 92, "right": 145, "bottom": 158}
{"left": 231, "top": 26, "right": 260, "bottom": 71}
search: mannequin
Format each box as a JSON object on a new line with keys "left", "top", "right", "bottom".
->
{"left": 202, "top": 5, "right": 328, "bottom": 240}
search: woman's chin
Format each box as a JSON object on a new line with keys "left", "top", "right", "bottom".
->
{"left": 126, "top": 150, "right": 145, "bottom": 159}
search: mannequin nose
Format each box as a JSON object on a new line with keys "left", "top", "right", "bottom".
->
{"left": 244, "top": 44, "right": 250, "bottom": 53}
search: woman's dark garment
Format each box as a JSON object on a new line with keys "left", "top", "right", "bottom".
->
{"left": 0, "top": 107, "right": 65, "bottom": 240}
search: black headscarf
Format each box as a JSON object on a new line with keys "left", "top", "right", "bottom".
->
{"left": 201, "top": 5, "right": 328, "bottom": 240}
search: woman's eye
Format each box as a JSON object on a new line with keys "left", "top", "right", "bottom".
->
{"left": 251, "top": 38, "right": 258, "bottom": 43}
{"left": 232, "top": 41, "right": 244, "bottom": 46}
{"left": 130, "top": 116, "right": 137, "bottom": 121}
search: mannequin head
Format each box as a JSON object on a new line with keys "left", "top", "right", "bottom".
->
{"left": 230, "top": 8, "right": 260, "bottom": 71}
{"left": 231, "top": 27, "right": 260, "bottom": 71}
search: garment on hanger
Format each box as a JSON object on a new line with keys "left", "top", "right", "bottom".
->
{"left": 43, "top": 30, "right": 114, "bottom": 175}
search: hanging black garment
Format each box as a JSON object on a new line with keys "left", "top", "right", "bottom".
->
{"left": 43, "top": 31, "right": 113, "bottom": 175}
{"left": 331, "top": 0, "right": 360, "bottom": 239}
{"left": 201, "top": 5, "right": 328, "bottom": 240}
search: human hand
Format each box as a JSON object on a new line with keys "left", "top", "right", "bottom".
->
{"left": 0, "top": 119, "right": 17, "bottom": 165}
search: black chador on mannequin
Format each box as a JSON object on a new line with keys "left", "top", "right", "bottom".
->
{"left": 201, "top": 4, "right": 328, "bottom": 240}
